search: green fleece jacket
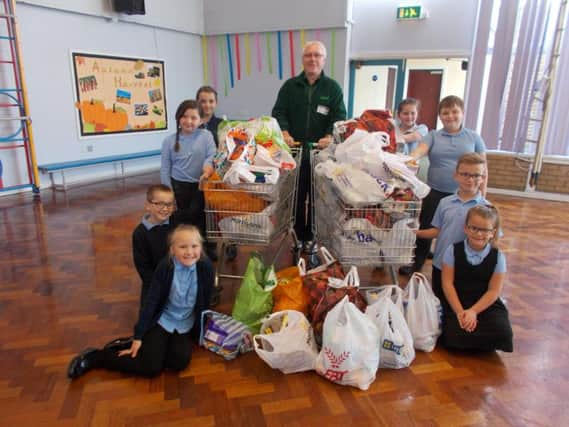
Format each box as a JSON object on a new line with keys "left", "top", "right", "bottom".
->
{"left": 271, "top": 71, "right": 346, "bottom": 144}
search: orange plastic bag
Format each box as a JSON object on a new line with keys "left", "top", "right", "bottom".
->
{"left": 272, "top": 266, "right": 309, "bottom": 314}
{"left": 202, "top": 172, "right": 268, "bottom": 218}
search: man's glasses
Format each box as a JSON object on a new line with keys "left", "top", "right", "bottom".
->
{"left": 466, "top": 224, "right": 495, "bottom": 234}
{"left": 303, "top": 53, "right": 324, "bottom": 59}
{"left": 457, "top": 172, "right": 485, "bottom": 180}
{"left": 149, "top": 201, "right": 174, "bottom": 209}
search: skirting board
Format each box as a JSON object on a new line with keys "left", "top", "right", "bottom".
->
{"left": 488, "top": 187, "right": 569, "bottom": 203}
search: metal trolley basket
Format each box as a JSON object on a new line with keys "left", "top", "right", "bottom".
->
{"left": 200, "top": 148, "right": 302, "bottom": 289}
{"left": 311, "top": 149, "right": 422, "bottom": 285}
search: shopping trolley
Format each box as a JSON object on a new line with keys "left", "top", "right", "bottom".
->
{"left": 311, "top": 149, "right": 422, "bottom": 286}
{"left": 201, "top": 148, "right": 302, "bottom": 292}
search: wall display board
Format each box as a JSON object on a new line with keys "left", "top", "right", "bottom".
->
{"left": 71, "top": 52, "right": 167, "bottom": 137}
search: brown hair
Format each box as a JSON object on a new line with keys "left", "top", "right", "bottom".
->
{"left": 196, "top": 86, "right": 218, "bottom": 102}
{"left": 466, "top": 205, "right": 501, "bottom": 246}
{"left": 397, "top": 97, "right": 421, "bottom": 114}
{"left": 174, "top": 100, "right": 199, "bottom": 152}
{"left": 168, "top": 224, "right": 204, "bottom": 250}
{"left": 438, "top": 95, "right": 464, "bottom": 114}
{"left": 456, "top": 152, "right": 486, "bottom": 172}
{"left": 146, "top": 184, "right": 173, "bottom": 202}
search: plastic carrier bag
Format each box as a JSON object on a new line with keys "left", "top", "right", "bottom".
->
{"left": 202, "top": 172, "right": 268, "bottom": 216}
{"left": 365, "top": 297, "right": 415, "bottom": 369}
{"left": 365, "top": 285, "right": 405, "bottom": 315}
{"left": 232, "top": 253, "right": 277, "bottom": 334}
{"left": 299, "top": 247, "right": 346, "bottom": 321}
{"left": 254, "top": 310, "right": 318, "bottom": 374}
{"left": 272, "top": 265, "right": 309, "bottom": 314}
{"left": 311, "top": 266, "right": 368, "bottom": 345}
{"left": 315, "top": 296, "right": 380, "bottom": 390}
{"left": 405, "top": 272, "right": 442, "bottom": 352}
{"left": 200, "top": 310, "right": 253, "bottom": 360}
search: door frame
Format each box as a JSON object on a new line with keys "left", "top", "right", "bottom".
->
{"left": 406, "top": 68, "right": 444, "bottom": 130}
{"left": 348, "top": 59, "right": 406, "bottom": 118}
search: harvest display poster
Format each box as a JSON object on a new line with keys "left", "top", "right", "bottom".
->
{"left": 72, "top": 52, "right": 167, "bottom": 137}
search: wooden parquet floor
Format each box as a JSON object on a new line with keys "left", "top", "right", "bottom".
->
{"left": 1, "top": 173, "right": 568, "bottom": 426}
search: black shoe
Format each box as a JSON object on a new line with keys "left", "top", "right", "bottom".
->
{"left": 103, "top": 336, "right": 132, "bottom": 352}
{"left": 398, "top": 265, "right": 414, "bottom": 276}
{"left": 225, "top": 244, "right": 238, "bottom": 261}
{"left": 67, "top": 348, "right": 99, "bottom": 379}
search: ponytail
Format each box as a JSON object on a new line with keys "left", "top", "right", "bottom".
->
{"left": 174, "top": 127, "right": 181, "bottom": 152}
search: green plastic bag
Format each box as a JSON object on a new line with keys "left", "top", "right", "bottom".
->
{"left": 232, "top": 253, "right": 277, "bottom": 334}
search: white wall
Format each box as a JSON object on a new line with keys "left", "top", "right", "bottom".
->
{"left": 201, "top": 0, "right": 350, "bottom": 120}
{"left": 204, "top": 0, "right": 347, "bottom": 34}
{"left": 211, "top": 29, "right": 348, "bottom": 120}
{"left": 350, "top": 0, "right": 479, "bottom": 59}
{"left": 14, "top": 2, "right": 203, "bottom": 188}
{"left": 18, "top": 0, "right": 204, "bottom": 34}
{"left": 405, "top": 57, "right": 467, "bottom": 128}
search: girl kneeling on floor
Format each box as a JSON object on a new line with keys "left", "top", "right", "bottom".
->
{"left": 440, "top": 205, "right": 513, "bottom": 352}
{"left": 68, "top": 225, "right": 214, "bottom": 379}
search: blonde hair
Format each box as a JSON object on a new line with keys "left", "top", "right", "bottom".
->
{"left": 168, "top": 224, "right": 204, "bottom": 251}
{"left": 466, "top": 205, "right": 501, "bottom": 247}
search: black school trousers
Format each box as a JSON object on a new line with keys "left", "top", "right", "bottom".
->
{"left": 170, "top": 178, "right": 206, "bottom": 237}
{"left": 414, "top": 189, "right": 452, "bottom": 271}
{"left": 97, "top": 324, "right": 191, "bottom": 377}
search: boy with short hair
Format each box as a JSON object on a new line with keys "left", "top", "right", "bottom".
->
{"left": 415, "top": 153, "right": 490, "bottom": 300}
{"left": 401, "top": 95, "right": 487, "bottom": 276}
{"left": 132, "top": 184, "right": 175, "bottom": 312}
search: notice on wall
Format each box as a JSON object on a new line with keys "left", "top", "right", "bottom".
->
{"left": 71, "top": 52, "right": 167, "bottom": 137}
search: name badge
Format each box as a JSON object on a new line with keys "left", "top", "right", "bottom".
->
{"left": 316, "top": 105, "right": 329, "bottom": 115}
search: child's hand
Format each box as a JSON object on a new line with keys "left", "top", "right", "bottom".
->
{"left": 459, "top": 309, "right": 477, "bottom": 332}
{"left": 118, "top": 339, "right": 142, "bottom": 358}
{"left": 405, "top": 159, "right": 418, "bottom": 168}
{"left": 200, "top": 165, "right": 214, "bottom": 181}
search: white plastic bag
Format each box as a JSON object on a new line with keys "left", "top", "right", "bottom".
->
{"left": 315, "top": 296, "right": 380, "bottom": 390}
{"left": 332, "top": 165, "right": 390, "bottom": 207}
{"left": 255, "top": 145, "right": 296, "bottom": 170}
{"left": 334, "top": 129, "right": 390, "bottom": 163}
{"left": 365, "top": 297, "right": 415, "bottom": 369}
{"left": 381, "top": 218, "right": 417, "bottom": 265}
{"left": 365, "top": 285, "right": 405, "bottom": 315}
{"left": 254, "top": 310, "right": 318, "bottom": 374}
{"left": 223, "top": 161, "right": 256, "bottom": 184}
{"left": 223, "top": 162, "right": 280, "bottom": 185}
{"left": 405, "top": 272, "right": 442, "bottom": 352}
{"left": 218, "top": 203, "right": 276, "bottom": 239}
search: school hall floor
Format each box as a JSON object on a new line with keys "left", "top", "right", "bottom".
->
{"left": 0, "top": 172, "right": 567, "bottom": 427}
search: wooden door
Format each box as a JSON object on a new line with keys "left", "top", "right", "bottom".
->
{"left": 407, "top": 69, "right": 443, "bottom": 130}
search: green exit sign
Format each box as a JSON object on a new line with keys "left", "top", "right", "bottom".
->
{"left": 397, "top": 6, "right": 422, "bottom": 20}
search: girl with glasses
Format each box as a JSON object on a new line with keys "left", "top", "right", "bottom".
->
{"left": 440, "top": 205, "right": 513, "bottom": 352}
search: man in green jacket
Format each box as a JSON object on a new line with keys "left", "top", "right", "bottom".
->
{"left": 272, "top": 41, "right": 346, "bottom": 251}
